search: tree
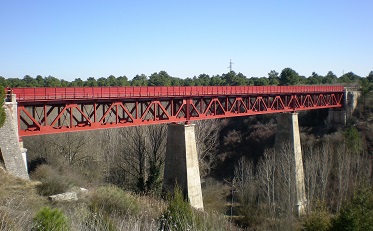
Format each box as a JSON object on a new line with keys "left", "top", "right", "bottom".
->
{"left": 116, "top": 125, "right": 166, "bottom": 193}
{"left": 279, "top": 67, "right": 301, "bottom": 85}
{"left": 121, "top": 127, "right": 148, "bottom": 192}
{"left": 268, "top": 70, "right": 280, "bottom": 85}
{"left": 0, "top": 76, "right": 8, "bottom": 87}
{"left": 323, "top": 71, "right": 337, "bottom": 84}
{"left": 307, "top": 72, "right": 323, "bottom": 85}
{"left": 339, "top": 72, "right": 361, "bottom": 84}
{"left": 252, "top": 77, "right": 269, "bottom": 86}
{"left": 194, "top": 119, "right": 222, "bottom": 177}
{"left": 196, "top": 74, "right": 210, "bottom": 86}
{"left": 148, "top": 71, "right": 172, "bottom": 86}
{"left": 222, "top": 71, "right": 248, "bottom": 86}
{"left": 257, "top": 149, "right": 276, "bottom": 215}
{"left": 182, "top": 77, "right": 195, "bottom": 86}
{"left": 210, "top": 75, "right": 224, "bottom": 86}
{"left": 85, "top": 77, "right": 98, "bottom": 87}
{"left": 51, "top": 132, "right": 92, "bottom": 165}
{"left": 367, "top": 71, "right": 373, "bottom": 83}
{"left": 71, "top": 78, "right": 84, "bottom": 87}
{"left": 23, "top": 75, "right": 38, "bottom": 87}
{"left": 44, "top": 76, "right": 61, "bottom": 87}
{"left": 344, "top": 126, "right": 362, "bottom": 154}
{"left": 117, "top": 76, "right": 130, "bottom": 86}
{"left": 145, "top": 124, "right": 167, "bottom": 193}
{"left": 331, "top": 188, "right": 373, "bottom": 231}
{"left": 35, "top": 75, "right": 45, "bottom": 87}
{"left": 131, "top": 74, "right": 148, "bottom": 86}
{"left": 107, "top": 75, "right": 118, "bottom": 86}
{"left": 170, "top": 77, "right": 182, "bottom": 86}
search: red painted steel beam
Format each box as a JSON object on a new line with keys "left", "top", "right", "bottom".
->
{"left": 11, "top": 86, "right": 345, "bottom": 137}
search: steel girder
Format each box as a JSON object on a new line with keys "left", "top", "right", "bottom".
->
{"left": 16, "top": 88, "right": 344, "bottom": 136}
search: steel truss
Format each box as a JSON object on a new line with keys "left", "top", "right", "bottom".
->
{"left": 13, "top": 86, "right": 344, "bottom": 136}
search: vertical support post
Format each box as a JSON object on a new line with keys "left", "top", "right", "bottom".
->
{"left": 163, "top": 123, "right": 204, "bottom": 210}
{"left": 275, "top": 113, "right": 307, "bottom": 216}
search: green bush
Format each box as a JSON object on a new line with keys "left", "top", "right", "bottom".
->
{"left": 330, "top": 187, "right": 373, "bottom": 231}
{"left": 32, "top": 206, "right": 69, "bottom": 231}
{"left": 302, "top": 210, "right": 331, "bottom": 231}
{"left": 89, "top": 185, "right": 139, "bottom": 216}
{"left": 31, "top": 164, "right": 71, "bottom": 196}
{"left": 159, "top": 186, "right": 194, "bottom": 231}
{"left": 159, "top": 186, "right": 232, "bottom": 231}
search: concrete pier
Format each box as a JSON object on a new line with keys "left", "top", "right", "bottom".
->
{"left": 163, "top": 123, "right": 204, "bottom": 210}
{"left": 0, "top": 95, "right": 29, "bottom": 179}
{"left": 275, "top": 113, "right": 306, "bottom": 216}
{"left": 328, "top": 88, "right": 361, "bottom": 127}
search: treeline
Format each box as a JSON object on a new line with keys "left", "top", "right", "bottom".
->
{"left": 1, "top": 68, "right": 373, "bottom": 88}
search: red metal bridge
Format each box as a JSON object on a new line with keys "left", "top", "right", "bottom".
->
{"left": 10, "top": 85, "right": 344, "bottom": 137}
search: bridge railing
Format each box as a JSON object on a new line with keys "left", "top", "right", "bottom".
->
{"left": 11, "top": 85, "right": 344, "bottom": 102}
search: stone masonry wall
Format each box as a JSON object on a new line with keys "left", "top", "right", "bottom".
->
{"left": 0, "top": 103, "right": 29, "bottom": 179}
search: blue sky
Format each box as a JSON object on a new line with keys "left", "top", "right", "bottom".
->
{"left": 1, "top": 0, "right": 372, "bottom": 81}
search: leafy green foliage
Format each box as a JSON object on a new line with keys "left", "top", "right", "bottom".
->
{"left": 159, "top": 186, "right": 194, "bottom": 230}
{"left": 338, "top": 72, "right": 361, "bottom": 84}
{"left": 330, "top": 187, "right": 373, "bottom": 231}
{"left": 32, "top": 206, "right": 69, "bottom": 231}
{"left": 148, "top": 71, "right": 172, "bottom": 86}
{"left": 89, "top": 185, "right": 139, "bottom": 216}
{"left": 279, "top": 67, "right": 301, "bottom": 85}
{"left": 344, "top": 126, "right": 362, "bottom": 154}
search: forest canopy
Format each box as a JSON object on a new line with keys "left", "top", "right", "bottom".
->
{"left": 1, "top": 68, "right": 372, "bottom": 88}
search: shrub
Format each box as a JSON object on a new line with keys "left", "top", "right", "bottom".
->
{"left": 31, "top": 164, "right": 71, "bottom": 196}
{"left": 89, "top": 185, "right": 139, "bottom": 216}
{"left": 302, "top": 210, "right": 331, "bottom": 231}
{"left": 32, "top": 206, "right": 69, "bottom": 231}
{"left": 159, "top": 186, "right": 234, "bottom": 231}
{"left": 330, "top": 187, "right": 373, "bottom": 231}
{"left": 159, "top": 186, "right": 194, "bottom": 231}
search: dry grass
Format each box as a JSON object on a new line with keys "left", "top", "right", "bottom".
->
{"left": 0, "top": 169, "right": 241, "bottom": 230}
{"left": 0, "top": 169, "right": 47, "bottom": 230}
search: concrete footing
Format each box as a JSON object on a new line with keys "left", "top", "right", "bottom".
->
{"left": 275, "top": 113, "right": 307, "bottom": 216}
{"left": 163, "top": 123, "right": 204, "bottom": 210}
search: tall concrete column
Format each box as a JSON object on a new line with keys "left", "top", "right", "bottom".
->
{"left": 275, "top": 113, "right": 306, "bottom": 216}
{"left": 163, "top": 123, "right": 204, "bottom": 210}
{"left": 0, "top": 94, "right": 29, "bottom": 179}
